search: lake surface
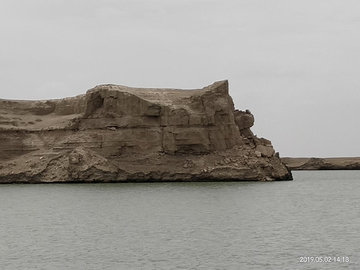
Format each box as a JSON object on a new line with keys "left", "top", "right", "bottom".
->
{"left": 0, "top": 171, "right": 359, "bottom": 269}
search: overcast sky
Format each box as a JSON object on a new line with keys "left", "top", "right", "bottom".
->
{"left": 1, "top": 0, "right": 359, "bottom": 157}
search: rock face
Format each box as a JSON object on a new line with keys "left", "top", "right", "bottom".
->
{"left": 0, "top": 80, "right": 292, "bottom": 183}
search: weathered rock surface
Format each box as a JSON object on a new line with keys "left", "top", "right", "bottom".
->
{"left": 282, "top": 157, "right": 360, "bottom": 170}
{"left": 0, "top": 80, "right": 292, "bottom": 183}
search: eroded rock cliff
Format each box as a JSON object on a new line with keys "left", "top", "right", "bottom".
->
{"left": 0, "top": 80, "right": 292, "bottom": 183}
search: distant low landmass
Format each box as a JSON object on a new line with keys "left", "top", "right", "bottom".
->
{"left": 282, "top": 157, "right": 360, "bottom": 170}
{"left": 0, "top": 80, "right": 292, "bottom": 183}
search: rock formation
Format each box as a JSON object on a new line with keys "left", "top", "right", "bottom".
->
{"left": 282, "top": 157, "right": 360, "bottom": 170}
{"left": 0, "top": 80, "right": 292, "bottom": 183}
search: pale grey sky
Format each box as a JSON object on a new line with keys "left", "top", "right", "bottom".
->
{"left": 1, "top": 0, "right": 359, "bottom": 157}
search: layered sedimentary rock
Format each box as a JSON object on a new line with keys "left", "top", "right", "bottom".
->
{"left": 282, "top": 157, "right": 360, "bottom": 170}
{"left": 0, "top": 80, "right": 292, "bottom": 183}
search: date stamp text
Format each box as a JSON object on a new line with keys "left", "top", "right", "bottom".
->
{"left": 299, "top": 256, "right": 350, "bottom": 263}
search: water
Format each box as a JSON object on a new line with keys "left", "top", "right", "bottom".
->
{"left": 0, "top": 171, "right": 359, "bottom": 270}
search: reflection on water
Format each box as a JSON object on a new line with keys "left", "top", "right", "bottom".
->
{"left": 0, "top": 171, "right": 359, "bottom": 269}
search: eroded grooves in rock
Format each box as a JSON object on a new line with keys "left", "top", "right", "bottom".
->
{"left": 0, "top": 80, "right": 292, "bottom": 183}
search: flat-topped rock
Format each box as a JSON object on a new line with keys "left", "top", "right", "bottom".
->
{"left": 282, "top": 157, "right": 360, "bottom": 170}
{"left": 0, "top": 80, "right": 292, "bottom": 183}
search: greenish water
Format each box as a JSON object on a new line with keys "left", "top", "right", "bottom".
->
{"left": 0, "top": 171, "right": 359, "bottom": 269}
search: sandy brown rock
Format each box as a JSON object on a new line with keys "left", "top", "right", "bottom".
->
{"left": 0, "top": 80, "right": 292, "bottom": 183}
{"left": 282, "top": 157, "right": 360, "bottom": 170}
